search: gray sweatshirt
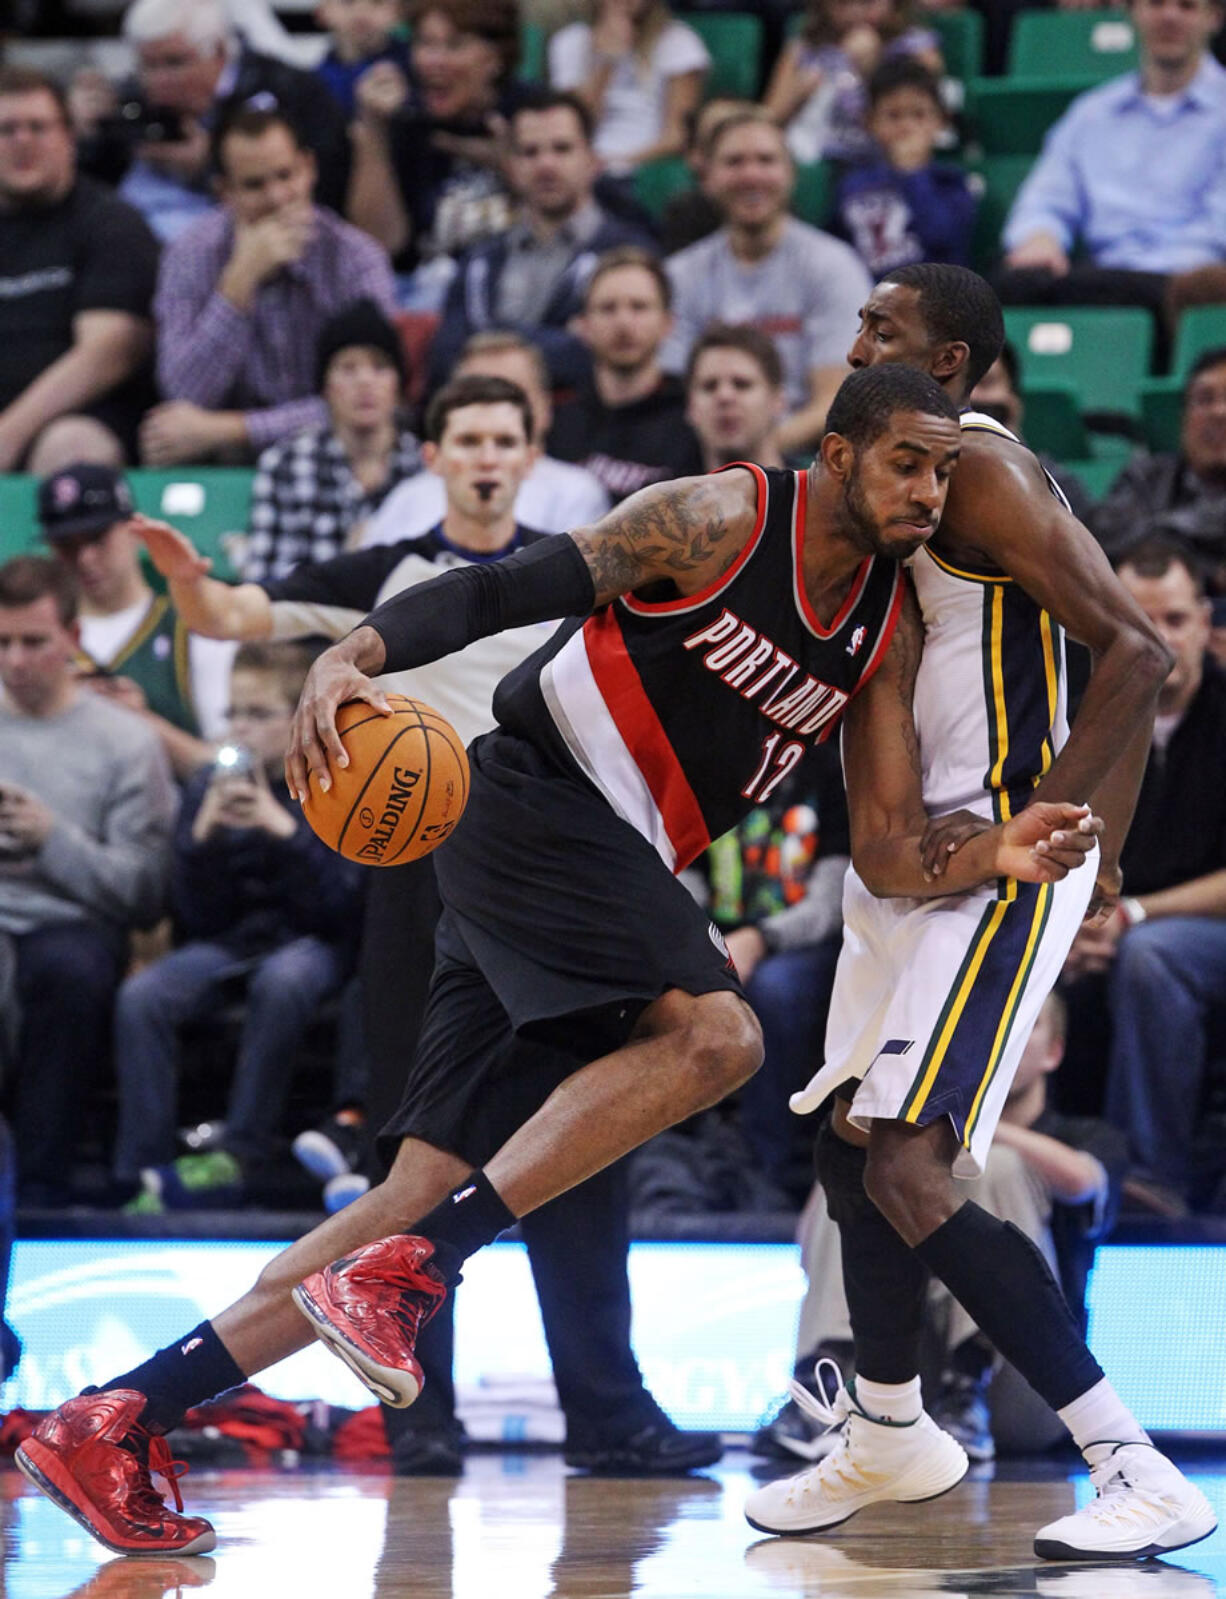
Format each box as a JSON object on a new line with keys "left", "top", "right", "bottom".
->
{"left": 0, "top": 692, "right": 176, "bottom": 934}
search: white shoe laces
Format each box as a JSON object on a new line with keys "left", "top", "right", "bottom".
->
{"left": 1081, "top": 1449, "right": 1186, "bottom": 1531}
{"left": 786, "top": 1358, "right": 849, "bottom": 1433}
{"left": 780, "top": 1361, "right": 887, "bottom": 1504}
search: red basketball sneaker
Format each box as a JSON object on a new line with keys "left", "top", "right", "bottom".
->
{"left": 292, "top": 1233, "right": 449, "bottom": 1408}
{"left": 15, "top": 1390, "right": 216, "bottom": 1556}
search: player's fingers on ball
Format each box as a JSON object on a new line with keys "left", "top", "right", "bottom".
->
{"left": 318, "top": 709, "right": 349, "bottom": 769}
{"left": 304, "top": 736, "right": 332, "bottom": 794}
{"left": 285, "top": 751, "right": 307, "bottom": 801}
{"left": 361, "top": 686, "right": 393, "bottom": 715}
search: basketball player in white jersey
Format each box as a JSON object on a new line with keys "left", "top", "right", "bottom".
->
{"left": 746, "top": 264, "right": 1215, "bottom": 1560}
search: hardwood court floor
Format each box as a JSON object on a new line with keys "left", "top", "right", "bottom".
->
{"left": 3, "top": 1449, "right": 1226, "bottom": 1599}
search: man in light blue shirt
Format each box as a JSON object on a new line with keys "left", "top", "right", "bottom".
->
{"left": 1001, "top": 0, "right": 1226, "bottom": 309}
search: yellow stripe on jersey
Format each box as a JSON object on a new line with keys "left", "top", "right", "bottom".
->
{"left": 964, "top": 882, "right": 1052, "bottom": 1146}
{"left": 903, "top": 897, "right": 1010, "bottom": 1124}
{"left": 925, "top": 547, "right": 1013, "bottom": 586}
{"left": 987, "top": 584, "right": 1010, "bottom": 818}
{"left": 1038, "top": 609, "right": 1059, "bottom": 777}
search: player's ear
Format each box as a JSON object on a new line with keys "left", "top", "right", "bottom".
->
{"left": 933, "top": 341, "right": 970, "bottom": 386}
{"left": 422, "top": 440, "right": 438, "bottom": 473}
{"left": 820, "top": 430, "right": 854, "bottom": 484}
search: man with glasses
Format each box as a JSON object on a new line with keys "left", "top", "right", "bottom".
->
{"left": 0, "top": 67, "right": 159, "bottom": 475}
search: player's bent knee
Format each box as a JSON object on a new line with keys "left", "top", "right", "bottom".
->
{"left": 863, "top": 1133, "right": 956, "bottom": 1236}
{"left": 682, "top": 993, "right": 763, "bottom": 1094}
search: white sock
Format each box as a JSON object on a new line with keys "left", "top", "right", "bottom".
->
{"left": 855, "top": 1374, "right": 922, "bottom": 1424}
{"left": 1058, "top": 1377, "right": 1150, "bottom": 1457}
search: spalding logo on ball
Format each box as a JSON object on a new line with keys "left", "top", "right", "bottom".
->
{"left": 302, "top": 695, "right": 469, "bottom": 866}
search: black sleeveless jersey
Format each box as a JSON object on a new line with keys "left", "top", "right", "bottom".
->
{"left": 493, "top": 464, "right": 905, "bottom": 873}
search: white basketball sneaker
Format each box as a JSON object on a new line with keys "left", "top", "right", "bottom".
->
{"left": 744, "top": 1366, "right": 968, "bottom": 1537}
{"left": 1034, "top": 1442, "right": 1217, "bottom": 1561}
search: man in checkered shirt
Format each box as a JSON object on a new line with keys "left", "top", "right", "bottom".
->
{"left": 144, "top": 104, "right": 396, "bottom": 468}
{"left": 242, "top": 300, "right": 423, "bottom": 581}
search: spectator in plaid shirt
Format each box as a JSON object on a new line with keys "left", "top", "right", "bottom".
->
{"left": 243, "top": 300, "right": 424, "bottom": 582}
{"left": 142, "top": 105, "right": 396, "bottom": 468}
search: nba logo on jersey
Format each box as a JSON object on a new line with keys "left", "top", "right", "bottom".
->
{"left": 846, "top": 626, "right": 867, "bottom": 658}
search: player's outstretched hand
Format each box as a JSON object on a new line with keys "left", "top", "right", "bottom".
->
{"left": 996, "top": 802, "right": 1103, "bottom": 884}
{"left": 286, "top": 646, "right": 392, "bottom": 802}
{"left": 129, "top": 514, "right": 211, "bottom": 582}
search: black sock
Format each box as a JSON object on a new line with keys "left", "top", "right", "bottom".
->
{"left": 409, "top": 1170, "right": 517, "bottom": 1279}
{"left": 915, "top": 1202, "right": 1104, "bottom": 1411}
{"left": 103, "top": 1320, "right": 245, "bottom": 1434}
{"left": 815, "top": 1119, "right": 929, "bottom": 1384}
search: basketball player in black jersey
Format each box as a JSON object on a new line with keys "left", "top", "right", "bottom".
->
{"left": 16, "top": 364, "right": 1101, "bottom": 1559}
{"left": 744, "top": 264, "right": 1213, "bottom": 1560}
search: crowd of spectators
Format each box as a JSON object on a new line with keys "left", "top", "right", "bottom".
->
{"left": 2, "top": 0, "right": 1226, "bottom": 1307}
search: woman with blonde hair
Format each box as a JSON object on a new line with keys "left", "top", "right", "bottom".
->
{"left": 548, "top": 0, "right": 709, "bottom": 174}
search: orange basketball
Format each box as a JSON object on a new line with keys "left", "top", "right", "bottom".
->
{"left": 302, "top": 695, "right": 469, "bottom": 867}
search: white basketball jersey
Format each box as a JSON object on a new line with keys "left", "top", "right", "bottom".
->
{"left": 910, "top": 411, "right": 1072, "bottom": 823}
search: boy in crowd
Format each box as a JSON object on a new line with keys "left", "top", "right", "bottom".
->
{"left": 314, "top": 0, "right": 412, "bottom": 119}
{"left": 38, "top": 462, "right": 234, "bottom": 780}
{"left": 835, "top": 60, "right": 977, "bottom": 280}
{"left": 114, "top": 643, "right": 363, "bottom": 1210}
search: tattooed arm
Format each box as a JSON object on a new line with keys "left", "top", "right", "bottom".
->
{"left": 285, "top": 471, "right": 760, "bottom": 797}
{"left": 840, "top": 584, "right": 1100, "bottom": 898}
{"left": 571, "top": 469, "right": 759, "bottom": 604}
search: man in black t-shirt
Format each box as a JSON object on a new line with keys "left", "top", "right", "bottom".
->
{"left": 1059, "top": 535, "right": 1226, "bottom": 1207}
{"left": 0, "top": 67, "right": 158, "bottom": 474}
{"left": 548, "top": 247, "right": 704, "bottom": 504}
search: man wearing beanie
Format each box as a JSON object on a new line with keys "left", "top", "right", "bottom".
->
{"left": 241, "top": 299, "right": 423, "bottom": 581}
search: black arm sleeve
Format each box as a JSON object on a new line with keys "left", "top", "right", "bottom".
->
{"left": 363, "top": 533, "right": 596, "bottom": 672}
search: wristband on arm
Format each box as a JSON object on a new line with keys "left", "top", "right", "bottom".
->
{"left": 363, "top": 534, "right": 597, "bottom": 673}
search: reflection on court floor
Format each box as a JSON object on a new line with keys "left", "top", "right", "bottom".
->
{"left": 3, "top": 1451, "right": 1225, "bottom": 1599}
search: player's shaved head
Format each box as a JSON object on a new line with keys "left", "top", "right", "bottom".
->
{"left": 826, "top": 364, "right": 960, "bottom": 450}
{"left": 881, "top": 264, "right": 1005, "bottom": 390}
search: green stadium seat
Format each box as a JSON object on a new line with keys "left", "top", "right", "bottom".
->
{"left": 1138, "top": 378, "right": 1183, "bottom": 453}
{"left": 0, "top": 468, "right": 253, "bottom": 575}
{"left": 791, "top": 161, "right": 834, "bottom": 229}
{"left": 1007, "top": 10, "right": 1138, "bottom": 81}
{"left": 1131, "top": 312, "right": 1226, "bottom": 452}
{"left": 1170, "top": 305, "right": 1226, "bottom": 380}
{"left": 1002, "top": 307, "right": 1153, "bottom": 417}
{"left": 129, "top": 470, "right": 253, "bottom": 580}
{"left": 1017, "top": 383, "right": 1089, "bottom": 459}
{"left": 1066, "top": 449, "right": 1132, "bottom": 501}
{"left": 519, "top": 20, "right": 547, "bottom": 81}
{"left": 967, "top": 154, "right": 1033, "bottom": 273}
{"left": 632, "top": 155, "right": 694, "bottom": 219}
{"left": 931, "top": 8, "right": 985, "bottom": 80}
{"left": 681, "top": 12, "right": 764, "bottom": 100}
{"left": 965, "top": 76, "right": 1094, "bottom": 155}
{"left": 0, "top": 475, "right": 38, "bottom": 563}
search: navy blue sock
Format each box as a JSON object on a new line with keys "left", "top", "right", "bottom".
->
{"left": 410, "top": 1170, "right": 517, "bottom": 1278}
{"left": 915, "top": 1201, "right": 1104, "bottom": 1411}
{"left": 104, "top": 1320, "right": 245, "bottom": 1433}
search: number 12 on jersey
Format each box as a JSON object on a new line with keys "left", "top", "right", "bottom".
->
{"left": 742, "top": 733, "right": 805, "bottom": 804}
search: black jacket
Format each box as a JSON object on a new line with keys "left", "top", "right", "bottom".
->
{"left": 548, "top": 374, "right": 704, "bottom": 504}
{"left": 172, "top": 768, "right": 362, "bottom": 954}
